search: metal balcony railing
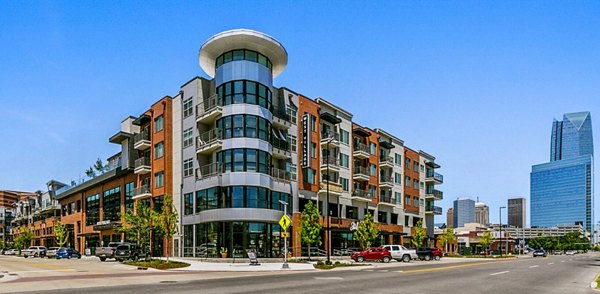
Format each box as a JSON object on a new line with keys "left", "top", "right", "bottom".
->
{"left": 321, "top": 131, "right": 340, "bottom": 142}
{"left": 271, "top": 167, "right": 293, "bottom": 182}
{"left": 133, "top": 185, "right": 151, "bottom": 197}
{"left": 353, "top": 166, "right": 370, "bottom": 177}
{"left": 380, "top": 174, "right": 393, "bottom": 184}
{"left": 321, "top": 156, "right": 340, "bottom": 166}
{"left": 196, "top": 129, "right": 222, "bottom": 149}
{"left": 133, "top": 131, "right": 150, "bottom": 144}
{"left": 379, "top": 195, "right": 396, "bottom": 205}
{"left": 379, "top": 156, "right": 394, "bottom": 165}
{"left": 196, "top": 163, "right": 223, "bottom": 179}
{"left": 353, "top": 142, "right": 369, "bottom": 153}
{"left": 134, "top": 157, "right": 151, "bottom": 169}
{"left": 196, "top": 94, "right": 221, "bottom": 118}
{"left": 352, "top": 189, "right": 373, "bottom": 199}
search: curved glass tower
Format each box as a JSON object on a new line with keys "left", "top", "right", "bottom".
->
{"left": 181, "top": 29, "right": 295, "bottom": 258}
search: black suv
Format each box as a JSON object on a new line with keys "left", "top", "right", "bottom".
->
{"left": 114, "top": 244, "right": 148, "bottom": 262}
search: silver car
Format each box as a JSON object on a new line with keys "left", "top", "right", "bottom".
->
{"left": 45, "top": 247, "right": 61, "bottom": 258}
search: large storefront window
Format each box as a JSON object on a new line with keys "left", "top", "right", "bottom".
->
{"left": 216, "top": 148, "right": 271, "bottom": 174}
{"left": 103, "top": 186, "right": 121, "bottom": 222}
{"left": 195, "top": 186, "right": 291, "bottom": 213}
{"left": 194, "top": 221, "right": 284, "bottom": 258}
{"left": 216, "top": 114, "right": 271, "bottom": 141}
{"left": 215, "top": 49, "right": 272, "bottom": 71}
{"left": 125, "top": 182, "right": 134, "bottom": 213}
{"left": 216, "top": 80, "right": 272, "bottom": 110}
{"left": 85, "top": 194, "right": 100, "bottom": 226}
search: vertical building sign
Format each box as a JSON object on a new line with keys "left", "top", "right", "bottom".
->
{"left": 301, "top": 114, "right": 310, "bottom": 168}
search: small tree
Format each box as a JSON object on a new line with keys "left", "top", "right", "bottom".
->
{"left": 53, "top": 220, "right": 70, "bottom": 248}
{"left": 354, "top": 213, "right": 379, "bottom": 249}
{"left": 300, "top": 200, "right": 322, "bottom": 260}
{"left": 479, "top": 230, "right": 494, "bottom": 254}
{"left": 411, "top": 219, "right": 426, "bottom": 248}
{"left": 119, "top": 201, "right": 157, "bottom": 255}
{"left": 439, "top": 228, "right": 456, "bottom": 254}
{"left": 15, "top": 226, "right": 34, "bottom": 252}
{"left": 85, "top": 167, "right": 96, "bottom": 178}
{"left": 93, "top": 158, "right": 105, "bottom": 172}
{"left": 154, "top": 195, "right": 178, "bottom": 262}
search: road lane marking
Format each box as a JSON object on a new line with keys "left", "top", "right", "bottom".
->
{"left": 395, "top": 270, "right": 404, "bottom": 273}
{"left": 378, "top": 270, "right": 389, "bottom": 272}
{"left": 401, "top": 261, "right": 496, "bottom": 273}
{"left": 548, "top": 263, "right": 554, "bottom": 265}
{"left": 314, "top": 277, "right": 343, "bottom": 280}
{"left": 490, "top": 271, "right": 509, "bottom": 276}
{"left": 529, "top": 265, "right": 539, "bottom": 268}
{"left": 561, "top": 261, "right": 565, "bottom": 263}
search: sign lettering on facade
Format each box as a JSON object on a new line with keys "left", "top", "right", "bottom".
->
{"left": 301, "top": 114, "right": 310, "bottom": 168}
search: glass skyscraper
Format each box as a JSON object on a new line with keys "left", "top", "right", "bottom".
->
{"left": 453, "top": 198, "right": 475, "bottom": 227}
{"left": 531, "top": 111, "right": 594, "bottom": 232}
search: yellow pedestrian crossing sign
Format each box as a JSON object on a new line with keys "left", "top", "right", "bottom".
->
{"left": 279, "top": 215, "right": 291, "bottom": 230}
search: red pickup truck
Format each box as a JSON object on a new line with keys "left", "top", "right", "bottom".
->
{"left": 351, "top": 247, "right": 392, "bottom": 263}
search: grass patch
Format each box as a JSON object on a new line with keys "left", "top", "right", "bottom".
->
{"left": 313, "top": 261, "right": 367, "bottom": 270}
{"left": 288, "top": 259, "right": 309, "bottom": 263}
{"left": 596, "top": 273, "right": 600, "bottom": 289}
{"left": 124, "top": 259, "right": 190, "bottom": 270}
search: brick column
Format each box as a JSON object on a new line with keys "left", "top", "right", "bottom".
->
{"left": 292, "top": 212, "right": 302, "bottom": 257}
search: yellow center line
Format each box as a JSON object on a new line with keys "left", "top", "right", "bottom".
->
{"left": 401, "top": 259, "right": 526, "bottom": 274}
{"left": 4, "top": 259, "right": 72, "bottom": 270}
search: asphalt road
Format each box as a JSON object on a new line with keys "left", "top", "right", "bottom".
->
{"left": 8, "top": 253, "right": 599, "bottom": 294}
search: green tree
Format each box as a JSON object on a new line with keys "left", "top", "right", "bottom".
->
{"left": 119, "top": 201, "right": 157, "bottom": 255}
{"left": 354, "top": 213, "right": 379, "bottom": 249}
{"left": 439, "top": 228, "right": 457, "bottom": 254}
{"left": 15, "top": 226, "right": 34, "bottom": 251}
{"left": 479, "top": 231, "right": 494, "bottom": 253}
{"left": 411, "top": 219, "right": 426, "bottom": 248}
{"left": 53, "top": 221, "right": 70, "bottom": 247}
{"left": 154, "top": 195, "right": 178, "bottom": 262}
{"left": 93, "top": 158, "right": 105, "bottom": 172}
{"left": 300, "top": 200, "right": 322, "bottom": 260}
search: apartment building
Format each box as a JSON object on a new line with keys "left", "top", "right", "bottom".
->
{"left": 11, "top": 187, "right": 61, "bottom": 247}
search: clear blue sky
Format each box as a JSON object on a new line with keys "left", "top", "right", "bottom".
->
{"left": 1, "top": 1, "right": 599, "bottom": 225}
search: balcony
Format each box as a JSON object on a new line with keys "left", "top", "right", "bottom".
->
{"left": 272, "top": 105, "right": 291, "bottom": 129}
{"left": 379, "top": 174, "right": 394, "bottom": 188}
{"left": 271, "top": 138, "right": 292, "bottom": 159}
{"left": 378, "top": 195, "right": 397, "bottom": 206}
{"left": 271, "top": 167, "right": 294, "bottom": 183}
{"left": 195, "top": 162, "right": 223, "bottom": 180}
{"left": 134, "top": 157, "right": 151, "bottom": 174}
{"left": 352, "top": 166, "right": 370, "bottom": 181}
{"left": 319, "top": 175, "right": 343, "bottom": 196}
{"left": 132, "top": 185, "right": 151, "bottom": 200}
{"left": 379, "top": 156, "right": 394, "bottom": 169}
{"left": 133, "top": 131, "right": 151, "bottom": 150}
{"left": 351, "top": 189, "right": 373, "bottom": 202}
{"left": 426, "top": 205, "right": 443, "bottom": 215}
{"left": 353, "top": 143, "right": 369, "bottom": 159}
{"left": 196, "top": 94, "right": 222, "bottom": 124}
{"left": 426, "top": 189, "right": 444, "bottom": 200}
{"left": 320, "top": 156, "right": 340, "bottom": 172}
{"left": 425, "top": 171, "right": 444, "bottom": 184}
{"left": 196, "top": 129, "right": 222, "bottom": 155}
{"left": 320, "top": 131, "right": 340, "bottom": 147}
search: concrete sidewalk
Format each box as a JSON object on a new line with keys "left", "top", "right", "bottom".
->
{"left": 160, "top": 257, "right": 316, "bottom": 272}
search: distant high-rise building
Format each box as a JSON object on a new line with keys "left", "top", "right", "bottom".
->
{"left": 475, "top": 201, "right": 489, "bottom": 225}
{"left": 508, "top": 198, "right": 526, "bottom": 228}
{"left": 453, "top": 198, "right": 475, "bottom": 227}
{"left": 531, "top": 111, "right": 594, "bottom": 232}
{"left": 447, "top": 207, "right": 454, "bottom": 228}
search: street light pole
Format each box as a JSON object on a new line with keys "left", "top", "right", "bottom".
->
{"left": 326, "top": 138, "right": 331, "bottom": 265}
{"left": 499, "top": 206, "right": 506, "bottom": 256}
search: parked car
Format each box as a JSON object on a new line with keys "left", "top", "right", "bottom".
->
{"left": 565, "top": 250, "right": 577, "bottom": 255}
{"left": 96, "top": 242, "right": 128, "bottom": 262}
{"left": 382, "top": 245, "right": 418, "bottom": 262}
{"left": 22, "top": 246, "right": 47, "bottom": 258}
{"left": 114, "top": 244, "right": 148, "bottom": 262}
{"left": 45, "top": 247, "right": 61, "bottom": 258}
{"left": 351, "top": 247, "right": 392, "bottom": 263}
{"left": 56, "top": 248, "right": 82, "bottom": 260}
{"left": 532, "top": 249, "right": 547, "bottom": 257}
{"left": 416, "top": 248, "right": 439, "bottom": 261}
{"left": 431, "top": 248, "right": 443, "bottom": 260}
{"left": 4, "top": 248, "right": 19, "bottom": 255}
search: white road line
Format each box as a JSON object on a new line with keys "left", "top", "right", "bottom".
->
{"left": 314, "top": 277, "right": 343, "bottom": 280}
{"left": 490, "top": 271, "right": 510, "bottom": 276}
{"left": 395, "top": 270, "right": 404, "bottom": 273}
{"left": 529, "top": 265, "right": 539, "bottom": 268}
{"left": 378, "top": 270, "right": 389, "bottom": 272}
{"left": 548, "top": 262, "right": 554, "bottom": 265}
{"left": 561, "top": 261, "right": 565, "bottom": 263}
{"left": 364, "top": 269, "right": 374, "bottom": 272}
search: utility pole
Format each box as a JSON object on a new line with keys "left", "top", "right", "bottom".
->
{"left": 499, "top": 206, "right": 506, "bottom": 256}
{"left": 280, "top": 200, "right": 289, "bottom": 269}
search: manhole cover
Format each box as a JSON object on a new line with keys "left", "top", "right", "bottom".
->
{"left": 160, "top": 281, "right": 177, "bottom": 284}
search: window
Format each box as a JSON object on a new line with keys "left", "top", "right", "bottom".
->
{"left": 216, "top": 114, "right": 271, "bottom": 141}
{"left": 340, "top": 153, "right": 349, "bottom": 168}
{"left": 370, "top": 142, "right": 377, "bottom": 155}
{"left": 420, "top": 199, "right": 424, "bottom": 207}
{"left": 405, "top": 157, "right": 410, "bottom": 167}
{"left": 378, "top": 211, "right": 387, "bottom": 223}
{"left": 217, "top": 148, "right": 271, "bottom": 174}
{"left": 290, "top": 135, "right": 297, "bottom": 151}
{"left": 155, "top": 142, "right": 164, "bottom": 159}
{"left": 346, "top": 206, "right": 358, "bottom": 219}
{"left": 395, "top": 153, "right": 402, "bottom": 165}
{"left": 183, "top": 158, "right": 194, "bottom": 177}
{"left": 216, "top": 80, "right": 272, "bottom": 110}
{"left": 184, "top": 193, "right": 193, "bottom": 215}
{"left": 154, "top": 115, "right": 164, "bottom": 133}
{"left": 340, "top": 177, "right": 349, "bottom": 192}
{"left": 310, "top": 142, "right": 317, "bottom": 158}
{"left": 154, "top": 171, "right": 164, "bottom": 188}
{"left": 85, "top": 194, "right": 100, "bottom": 226}
{"left": 215, "top": 49, "right": 272, "bottom": 71}
{"left": 405, "top": 195, "right": 410, "bottom": 206}
{"left": 395, "top": 172, "right": 402, "bottom": 184}
{"left": 303, "top": 168, "right": 316, "bottom": 184}
{"left": 413, "top": 162, "right": 419, "bottom": 172}
{"left": 405, "top": 216, "right": 410, "bottom": 226}
{"left": 420, "top": 182, "right": 424, "bottom": 189}
{"left": 183, "top": 98, "right": 193, "bottom": 118}
{"left": 183, "top": 128, "right": 193, "bottom": 148}
{"left": 310, "top": 115, "right": 316, "bottom": 132}
{"left": 340, "top": 129, "right": 349, "bottom": 144}
{"left": 413, "top": 179, "right": 419, "bottom": 189}
{"left": 369, "top": 185, "right": 376, "bottom": 197}
{"left": 125, "top": 182, "right": 134, "bottom": 213}
{"left": 286, "top": 163, "right": 297, "bottom": 178}
{"left": 405, "top": 176, "right": 410, "bottom": 187}
{"left": 287, "top": 105, "right": 297, "bottom": 124}
{"left": 420, "top": 164, "right": 424, "bottom": 172}
{"left": 395, "top": 192, "right": 402, "bottom": 205}
{"left": 413, "top": 197, "right": 419, "bottom": 207}
{"left": 369, "top": 164, "right": 376, "bottom": 176}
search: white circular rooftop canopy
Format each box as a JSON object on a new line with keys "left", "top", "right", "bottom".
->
{"left": 199, "top": 29, "right": 288, "bottom": 78}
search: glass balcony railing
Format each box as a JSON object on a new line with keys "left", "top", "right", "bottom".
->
{"left": 134, "top": 157, "right": 150, "bottom": 169}
{"left": 352, "top": 189, "right": 373, "bottom": 199}
{"left": 56, "top": 158, "right": 122, "bottom": 196}
{"left": 196, "top": 129, "right": 222, "bottom": 150}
